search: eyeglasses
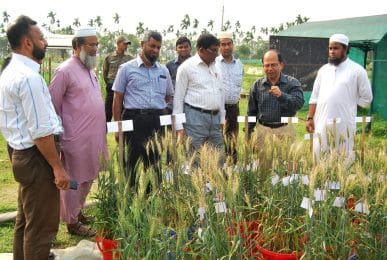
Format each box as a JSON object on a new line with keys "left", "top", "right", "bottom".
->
{"left": 263, "top": 63, "right": 279, "bottom": 69}
{"left": 206, "top": 47, "right": 218, "bottom": 54}
{"left": 84, "top": 43, "right": 99, "bottom": 49}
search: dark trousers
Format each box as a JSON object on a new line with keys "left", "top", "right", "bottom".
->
{"left": 105, "top": 83, "right": 114, "bottom": 122}
{"left": 122, "top": 109, "right": 166, "bottom": 188}
{"left": 12, "top": 145, "right": 59, "bottom": 260}
{"left": 225, "top": 103, "right": 239, "bottom": 164}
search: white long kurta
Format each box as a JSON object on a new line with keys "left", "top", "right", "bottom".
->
{"left": 309, "top": 58, "right": 373, "bottom": 161}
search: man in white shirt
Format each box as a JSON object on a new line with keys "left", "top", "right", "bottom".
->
{"left": 306, "top": 33, "right": 373, "bottom": 162}
{"left": 215, "top": 31, "right": 243, "bottom": 163}
{"left": 0, "top": 15, "right": 70, "bottom": 259}
{"left": 173, "top": 33, "right": 225, "bottom": 155}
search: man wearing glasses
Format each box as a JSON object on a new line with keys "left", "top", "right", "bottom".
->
{"left": 103, "top": 35, "right": 133, "bottom": 122}
{"left": 247, "top": 49, "right": 304, "bottom": 153}
{"left": 173, "top": 33, "right": 225, "bottom": 159}
{"left": 49, "top": 27, "right": 107, "bottom": 237}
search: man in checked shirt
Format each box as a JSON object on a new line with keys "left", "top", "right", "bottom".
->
{"left": 247, "top": 49, "right": 304, "bottom": 145}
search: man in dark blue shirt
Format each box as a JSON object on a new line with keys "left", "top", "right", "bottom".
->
{"left": 247, "top": 49, "right": 304, "bottom": 134}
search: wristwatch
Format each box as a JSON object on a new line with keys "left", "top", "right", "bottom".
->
{"left": 307, "top": 116, "right": 314, "bottom": 121}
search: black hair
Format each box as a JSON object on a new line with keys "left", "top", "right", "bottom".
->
{"left": 6, "top": 15, "right": 37, "bottom": 50}
{"left": 196, "top": 33, "right": 219, "bottom": 49}
{"left": 262, "top": 49, "right": 284, "bottom": 64}
{"left": 142, "top": 31, "right": 162, "bottom": 42}
{"left": 175, "top": 36, "right": 191, "bottom": 47}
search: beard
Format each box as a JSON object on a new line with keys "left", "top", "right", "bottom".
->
{"left": 144, "top": 52, "right": 158, "bottom": 64}
{"left": 328, "top": 56, "right": 345, "bottom": 66}
{"left": 80, "top": 48, "right": 97, "bottom": 69}
{"left": 32, "top": 44, "right": 46, "bottom": 61}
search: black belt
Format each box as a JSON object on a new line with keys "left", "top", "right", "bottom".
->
{"left": 185, "top": 103, "right": 219, "bottom": 115}
{"left": 225, "top": 103, "right": 238, "bottom": 108}
{"left": 258, "top": 120, "right": 288, "bottom": 129}
{"left": 123, "top": 108, "right": 166, "bottom": 115}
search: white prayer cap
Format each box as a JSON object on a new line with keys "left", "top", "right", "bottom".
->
{"left": 218, "top": 31, "right": 233, "bottom": 39}
{"left": 329, "top": 33, "right": 349, "bottom": 46}
{"left": 74, "top": 26, "right": 97, "bottom": 38}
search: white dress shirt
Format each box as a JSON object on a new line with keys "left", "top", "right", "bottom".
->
{"left": 0, "top": 53, "right": 63, "bottom": 150}
{"left": 173, "top": 54, "right": 225, "bottom": 130}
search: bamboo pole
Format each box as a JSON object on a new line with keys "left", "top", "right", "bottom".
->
{"left": 360, "top": 116, "right": 366, "bottom": 165}
{"left": 171, "top": 115, "right": 179, "bottom": 190}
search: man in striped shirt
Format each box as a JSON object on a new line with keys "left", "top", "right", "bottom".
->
{"left": 0, "top": 15, "right": 70, "bottom": 259}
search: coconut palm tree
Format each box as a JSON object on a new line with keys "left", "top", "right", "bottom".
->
{"left": 73, "top": 18, "right": 81, "bottom": 27}
{"left": 207, "top": 20, "right": 214, "bottom": 31}
{"left": 88, "top": 19, "right": 94, "bottom": 27}
{"left": 136, "top": 22, "right": 145, "bottom": 38}
{"left": 2, "top": 11, "right": 10, "bottom": 24}
{"left": 180, "top": 14, "right": 190, "bottom": 31}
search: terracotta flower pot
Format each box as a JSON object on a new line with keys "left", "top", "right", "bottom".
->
{"left": 96, "top": 234, "right": 119, "bottom": 260}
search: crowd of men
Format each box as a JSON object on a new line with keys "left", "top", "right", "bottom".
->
{"left": 0, "top": 15, "right": 372, "bottom": 259}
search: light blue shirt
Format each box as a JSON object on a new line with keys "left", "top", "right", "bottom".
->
{"left": 112, "top": 55, "right": 174, "bottom": 109}
{"left": 0, "top": 53, "right": 63, "bottom": 150}
{"left": 215, "top": 55, "right": 243, "bottom": 104}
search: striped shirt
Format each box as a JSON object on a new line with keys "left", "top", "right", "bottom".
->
{"left": 112, "top": 55, "right": 174, "bottom": 109}
{"left": 0, "top": 53, "right": 63, "bottom": 150}
{"left": 215, "top": 55, "right": 243, "bottom": 105}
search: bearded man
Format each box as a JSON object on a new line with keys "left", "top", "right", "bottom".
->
{"left": 49, "top": 27, "right": 107, "bottom": 236}
{"left": 306, "top": 33, "right": 373, "bottom": 163}
{"left": 112, "top": 31, "right": 173, "bottom": 188}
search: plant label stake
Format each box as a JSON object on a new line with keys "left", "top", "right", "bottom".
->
{"left": 118, "top": 121, "right": 124, "bottom": 170}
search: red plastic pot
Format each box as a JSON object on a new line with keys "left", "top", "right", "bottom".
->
{"left": 226, "top": 221, "right": 262, "bottom": 257}
{"left": 256, "top": 244, "right": 303, "bottom": 260}
{"left": 96, "top": 234, "right": 119, "bottom": 260}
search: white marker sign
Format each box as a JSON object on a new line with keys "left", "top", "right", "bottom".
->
{"left": 107, "top": 120, "right": 133, "bottom": 133}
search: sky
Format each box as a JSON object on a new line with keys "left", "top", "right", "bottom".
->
{"left": 1, "top": 0, "right": 386, "bottom": 36}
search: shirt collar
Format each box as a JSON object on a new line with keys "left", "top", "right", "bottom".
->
{"left": 193, "top": 53, "right": 214, "bottom": 66}
{"left": 136, "top": 54, "right": 159, "bottom": 68}
{"left": 216, "top": 54, "right": 236, "bottom": 64}
{"left": 12, "top": 53, "right": 41, "bottom": 73}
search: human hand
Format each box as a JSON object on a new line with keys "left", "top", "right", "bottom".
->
{"left": 54, "top": 168, "right": 70, "bottom": 190}
{"left": 177, "top": 129, "right": 186, "bottom": 142}
{"left": 306, "top": 119, "right": 315, "bottom": 133}
{"left": 269, "top": 85, "right": 282, "bottom": 97}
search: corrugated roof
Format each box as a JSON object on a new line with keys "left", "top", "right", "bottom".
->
{"left": 276, "top": 14, "right": 387, "bottom": 44}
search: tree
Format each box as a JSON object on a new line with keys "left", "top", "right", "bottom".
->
{"left": 73, "top": 18, "right": 81, "bottom": 27}
{"left": 47, "top": 11, "right": 56, "bottom": 32}
{"left": 87, "top": 19, "right": 94, "bottom": 27}
{"left": 222, "top": 20, "right": 231, "bottom": 31}
{"left": 2, "top": 11, "right": 10, "bottom": 24}
{"left": 94, "top": 16, "right": 103, "bottom": 28}
{"left": 207, "top": 20, "right": 214, "bottom": 31}
{"left": 113, "top": 13, "right": 120, "bottom": 25}
{"left": 136, "top": 22, "right": 145, "bottom": 38}
{"left": 180, "top": 14, "right": 190, "bottom": 31}
{"left": 192, "top": 19, "right": 199, "bottom": 29}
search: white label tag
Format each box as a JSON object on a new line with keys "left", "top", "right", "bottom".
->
{"left": 107, "top": 120, "right": 133, "bottom": 133}
{"left": 159, "top": 115, "right": 172, "bottom": 126}
{"left": 182, "top": 162, "right": 189, "bottom": 175}
{"left": 198, "top": 207, "right": 206, "bottom": 220}
{"left": 237, "top": 116, "right": 256, "bottom": 123}
{"left": 282, "top": 176, "right": 290, "bottom": 186}
{"left": 214, "top": 202, "right": 227, "bottom": 213}
{"left": 355, "top": 116, "right": 371, "bottom": 123}
{"left": 252, "top": 160, "right": 258, "bottom": 171}
{"left": 289, "top": 174, "right": 299, "bottom": 184}
{"left": 327, "top": 118, "right": 342, "bottom": 124}
{"left": 355, "top": 202, "right": 370, "bottom": 215}
{"left": 326, "top": 181, "right": 341, "bottom": 190}
{"left": 205, "top": 182, "right": 213, "bottom": 193}
{"left": 333, "top": 197, "right": 345, "bottom": 208}
{"left": 165, "top": 169, "right": 173, "bottom": 183}
{"left": 314, "top": 189, "right": 326, "bottom": 201}
{"left": 271, "top": 174, "right": 280, "bottom": 185}
{"left": 302, "top": 175, "right": 309, "bottom": 185}
{"left": 304, "top": 133, "right": 315, "bottom": 140}
{"left": 301, "top": 197, "right": 311, "bottom": 209}
{"left": 281, "top": 117, "right": 298, "bottom": 123}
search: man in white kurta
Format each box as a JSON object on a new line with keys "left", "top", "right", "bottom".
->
{"left": 306, "top": 34, "right": 373, "bottom": 163}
